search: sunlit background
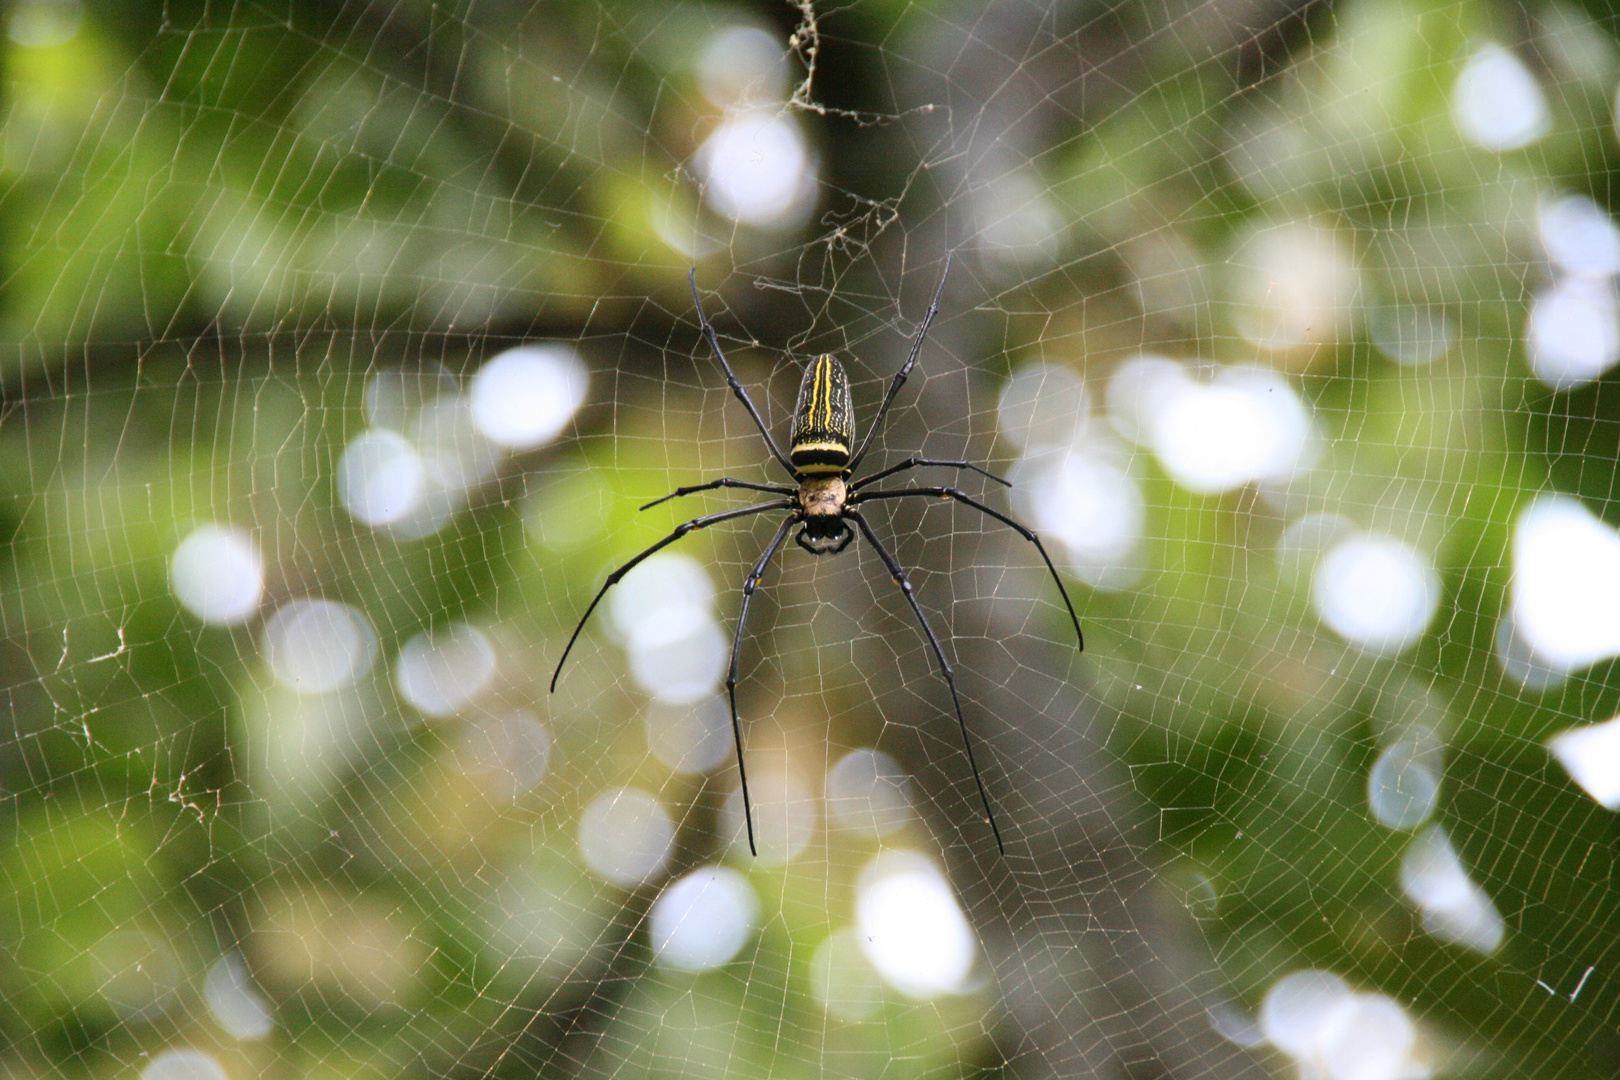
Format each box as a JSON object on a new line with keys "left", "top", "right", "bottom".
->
{"left": 6, "top": 0, "right": 1620, "bottom": 1077}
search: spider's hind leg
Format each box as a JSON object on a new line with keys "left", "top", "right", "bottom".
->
{"left": 727, "top": 513, "right": 800, "bottom": 857}
{"left": 852, "top": 485, "right": 1083, "bottom": 651}
{"left": 844, "top": 507, "right": 1005, "bottom": 854}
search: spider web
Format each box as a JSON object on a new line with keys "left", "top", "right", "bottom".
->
{"left": 1, "top": 0, "right": 1617, "bottom": 1077}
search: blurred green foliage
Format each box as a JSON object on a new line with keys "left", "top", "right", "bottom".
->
{"left": 4, "top": 0, "right": 1620, "bottom": 1077}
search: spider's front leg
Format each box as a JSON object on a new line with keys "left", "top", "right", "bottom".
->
{"left": 641, "top": 477, "right": 796, "bottom": 511}
{"left": 845, "top": 254, "right": 953, "bottom": 474}
{"left": 688, "top": 269, "right": 798, "bottom": 479}
{"left": 550, "top": 498, "right": 796, "bottom": 691}
{"left": 849, "top": 457, "right": 1010, "bottom": 492}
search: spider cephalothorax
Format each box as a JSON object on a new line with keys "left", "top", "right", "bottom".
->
{"left": 796, "top": 472, "right": 852, "bottom": 554}
{"left": 552, "top": 257, "right": 1084, "bottom": 856}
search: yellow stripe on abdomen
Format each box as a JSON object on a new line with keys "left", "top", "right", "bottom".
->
{"left": 815, "top": 356, "right": 833, "bottom": 430}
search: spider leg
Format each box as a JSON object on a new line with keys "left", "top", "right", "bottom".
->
{"left": 849, "top": 456, "right": 1010, "bottom": 492}
{"left": 550, "top": 499, "right": 796, "bottom": 692}
{"left": 851, "top": 486, "right": 1083, "bottom": 651}
{"left": 641, "top": 477, "right": 796, "bottom": 511}
{"left": 845, "top": 253, "right": 952, "bottom": 474}
{"left": 688, "top": 269, "right": 797, "bottom": 479}
{"left": 727, "top": 513, "right": 799, "bottom": 857}
{"left": 845, "top": 508, "right": 1005, "bottom": 855}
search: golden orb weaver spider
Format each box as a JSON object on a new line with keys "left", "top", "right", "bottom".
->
{"left": 551, "top": 256, "right": 1084, "bottom": 855}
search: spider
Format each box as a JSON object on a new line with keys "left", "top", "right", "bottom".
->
{"left": 551, "top": 257, "right": 1084, "bottom": 855}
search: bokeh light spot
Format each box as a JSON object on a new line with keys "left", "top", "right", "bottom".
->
{"left": 1261, "top": 975, "right": 1427, "bottom": 1080}
{"left": 1527, "top": 277, "right": 1620, "bottom": 389}
{"left": 644, "top": 696, "right": 732, "bottom": 775}
{"left": 204, "top": 953, "right": 273, "bottom": 1041}
{"left": 1546, "top": 712, "right": 1620, "bottom": 809}
{"left": 140, "top": 1049, "right": 228, "bottom": 1080}
{"left": 364, "top": 364, "right": 460, "bottom": 432}
{"left": 579, "top": 788, "right": 674, "bottom": 887}
{"left": 1367, "top": 727, "right": 1442, "bottom": 830}
{"left": 1453, "top": 43, "right": 1550, "bottom": 150}
{"left": 262, "top": 599, "right": 379, "bottom": 694}
{"left": 609, "top": 553, "right": 714, "bottom": 636}
{"left": 460, "top": 710, "right": 551, "bottom": 801}
{"left": 997, "top": 362, "right": 1089, "bottom": 451}
{"left": 8, "top": 0, "right": 82, "bottom": 47}
{"left": 1105, "top": 353, "right": 1186, "bottom": 445}
{"left": 855, "top": 852, "right": 976, "bottom": 999}
{"left": 1016, "top": 445, "right": 1144, "bottom": 590}
{"left": 1399, "top": 824, "right": 1504, "bottom": 954}
{"left": 470, "top": 344, "right": 589, "bottom": 450}
{"left": 412, "top": 392, "right": 502, "bottom": 493}
{"left": 697, "top": 113, "right": 815, "bottom": 229}
{"left": 697, "top": 25, "right": 788, "bottom": 109}
{"left": 723, "top": 768, "right": 817, "bottom": 864}
{"left": 628, "top": 606, "right": 726, "bottom": 704}
{"left": 978, "top": 172, "right": 1065, "bottom": 273}
{"left": 650, "top": 866, "right": 760, "bottom": 972}
{"left": 1229, "top": 221, "right": 1360, "bottom": 356}
{"left": 1312, "top": 534, "right": 1438, "bottom": 653}
{"left": 394, "top": 623, "right": 497, "bottom": 717}
{"left": 171, "top": 523, "right": 264, "bottom": 626}
{"left": 338, "top": 428, "right": 427, "bottom": 527}
{"left": 1512, "top": 494, "right": 1620, "bottom": 670}
{"left": 1368, "top": 305, "right": 1452, "bottom": 366}
{"left": 1495, "top": 612, "right": 1571, "bottom": 690}
{"left": 1260, "top": 970, "right": 1353, "bottom": 1058}
{"left": 1540, "top": 195, "right": 1620, "bottom": 277}
{"left": 1317, "top": 994, "right": 1419, "bottom": 1080}
{"left": 1148, "top": 364, "right": 1312, "bottom": 494}
{"left": 825, "top": 749, "right": 912, "bottom": 838}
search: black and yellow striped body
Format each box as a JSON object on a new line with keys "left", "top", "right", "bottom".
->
{"left": 790, "top": 354, "right": 855, "bottom": 476}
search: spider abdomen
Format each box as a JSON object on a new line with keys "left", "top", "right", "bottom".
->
{"left": 790, "top": 354, "right": 855, "bottom": 475}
